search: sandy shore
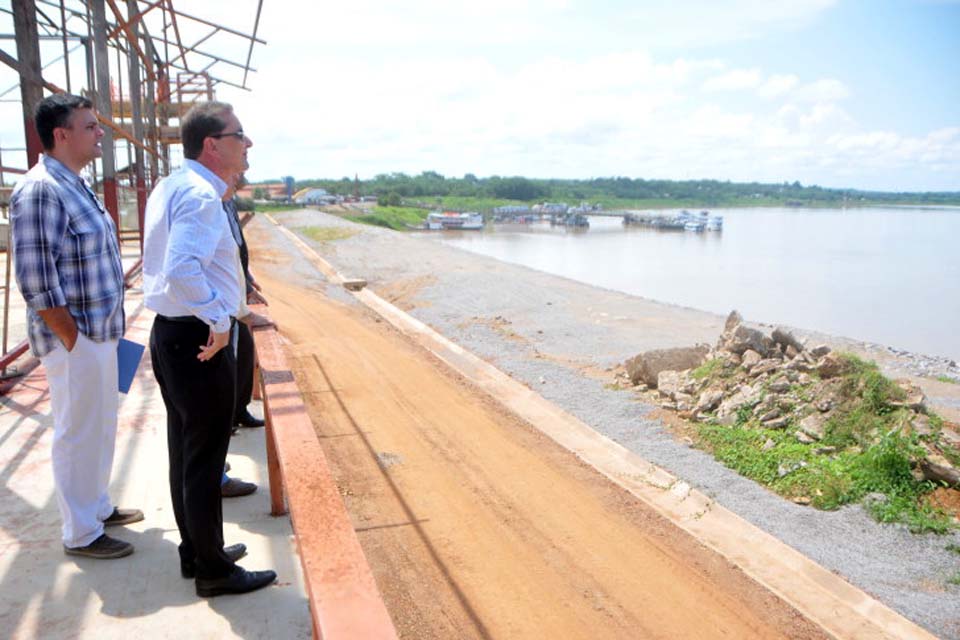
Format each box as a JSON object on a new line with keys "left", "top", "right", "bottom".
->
{"left": 253, "top": 209, "right": 960, "bottom": 638}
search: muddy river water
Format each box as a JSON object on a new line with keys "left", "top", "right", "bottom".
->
{"left": 422, "top": 206, "right": 960, "bottom": 361}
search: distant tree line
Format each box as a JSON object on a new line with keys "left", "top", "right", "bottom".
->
{"left": 281, "top": 172, "right": 960, "bottom": 207}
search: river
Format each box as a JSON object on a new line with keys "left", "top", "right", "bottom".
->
{"left": 416, "top": 206, "right": 960, "bottom": 362}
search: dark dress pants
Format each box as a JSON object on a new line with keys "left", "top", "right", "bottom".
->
{"left": 235, "top": 321, "right": 254, "bottom": 421}
{"left": 149, "top": 315, "right": 236, "bottom": 579}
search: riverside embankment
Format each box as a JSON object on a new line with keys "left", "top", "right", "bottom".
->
{"left": 250, "top": 208, "right": 960, "bottom": 638}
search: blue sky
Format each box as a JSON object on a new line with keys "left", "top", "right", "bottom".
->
{"left": 0, "top": 0, "right": 957, "bottom": 191}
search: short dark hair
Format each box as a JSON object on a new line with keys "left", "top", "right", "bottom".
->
{"left": 35, "top": 93, "right": 93, "bottom": 151}
{"left": 180, "top": 101, "right": 232, "bottom": 160}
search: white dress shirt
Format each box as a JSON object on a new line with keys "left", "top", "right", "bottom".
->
{"left": 143, "top": 160, "right": 242, "bottom": 333}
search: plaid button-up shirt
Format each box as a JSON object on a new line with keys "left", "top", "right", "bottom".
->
{"left": 10, "top": 155, "right": 124, "bottom": 357}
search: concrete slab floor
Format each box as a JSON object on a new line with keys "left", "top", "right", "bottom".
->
{"left": 0, "top": 288, "right": 311, "bottom": 639}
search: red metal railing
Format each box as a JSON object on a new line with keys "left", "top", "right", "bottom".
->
{"left": 253, "top": 318, "right": 399, "bottom": 640}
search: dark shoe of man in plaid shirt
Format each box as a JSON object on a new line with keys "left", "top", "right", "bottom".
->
{"left": 10, "top": 94, "right": 143, "bottom": 559}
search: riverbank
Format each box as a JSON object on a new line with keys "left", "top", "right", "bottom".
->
{"left": 257, "top": 208, "right": 960, "bottom": 638}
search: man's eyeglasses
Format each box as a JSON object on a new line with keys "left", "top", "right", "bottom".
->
{"left": 209, "top": 130, "right": 246, "bottom": 141}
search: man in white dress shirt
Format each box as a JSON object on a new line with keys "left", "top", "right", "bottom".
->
{"left": 142, "top": 101, "right": 275, "bottom": 596}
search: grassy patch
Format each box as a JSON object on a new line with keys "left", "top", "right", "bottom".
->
{"left": 697, "top": 423, "right": 952, "bottom": 532}
{"left": 936, "top": 375, "right": 958, "bottom": 384}
{"left": 301, "top": 227, "right": 357, "bottom": 243}
{"left": 941, "top": 442, "right": 960, "bottom": 469}
{"left": 819, "top": 354, "right": 909, "bottom": 449}
{"left": 346, "top": 206, "right": 429, "bottom": 231}
{"left": 949, "top": 572, "right": 960, "bottom": 586}
{"left": 946, "top": 543, "right": 960, "bottom": 555}
{"left": 691, "top": 358, "right": 723, "bottom": 380}
{"left": 412, "top": 196, "right": 517, "bottom": 211}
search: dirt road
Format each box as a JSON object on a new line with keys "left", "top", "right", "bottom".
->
{"left": 251, "top": 244, "right": 824, "bottom": 639}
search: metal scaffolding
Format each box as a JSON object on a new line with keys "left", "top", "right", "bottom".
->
{"left": 1, "top": 0, "right": 264, "bottom": 228}
{"left": 0, "top": 0, "right": 265, "bottom": 371}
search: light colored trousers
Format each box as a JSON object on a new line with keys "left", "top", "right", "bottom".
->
{"left": 40, "top": 333, "right": 119, "bottom": 548}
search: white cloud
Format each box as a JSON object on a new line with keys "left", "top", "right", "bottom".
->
{"left": 794, "top": 78, "right": 851, "bottom": 102}
{"left": 0, "top": 0, "right": 955, "bottom": 191}
{"left": 622, "top": 0, "right": 839, "bottom": 47}
{"left": 757, "top": 74, "right": 800, "bottom": 99}
{"left": 702, "top": 69, "right": 763, "bottom": 92}
{"left": 687, "top": 105, "right": 756, "bottom": 137}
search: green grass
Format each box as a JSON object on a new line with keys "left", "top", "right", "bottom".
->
{"left": 818, "top": 354, "right": 908, "bottom": 449}
{"left": 948, "top": 572, "right": 960, "bottom": 586}
{"left": 689, "top": 352, "right": 955, "bottom": 534}
{"left": 935, "top": 375, "right": 958, "bottom": 384}
{"left": 345, "top": 206, "right": 430, "bottom": 231}
{"left": 941, "top": 442, "right": 960, "bottom": 469}
{"left": 946, "top": 543, "right": 960, "bottom": 556}
{"left": 691, "top": 358, "right": 724, "bottom": 380}
{"left": 301, "top": 227, "right": 357, "bottom": 243}
{"left": 697, "top": 424, "right": 952, "bottom": 532}
{"left": 408, "top": 196, "right": 517, "bottom": 211}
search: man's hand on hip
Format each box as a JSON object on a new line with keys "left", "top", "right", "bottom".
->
{"left": 198, "top": 328, "right": 230, "bottom": 361}
{"left": 37, "top": 306, "right": 79, "bottom": 352}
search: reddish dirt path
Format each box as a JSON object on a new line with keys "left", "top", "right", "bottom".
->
{"left": 252, "top": 248, "right": 825, "bottom": 639}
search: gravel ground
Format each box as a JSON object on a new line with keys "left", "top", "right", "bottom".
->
{"left": 259, "top": 210, "right": 960, "bottom": 638}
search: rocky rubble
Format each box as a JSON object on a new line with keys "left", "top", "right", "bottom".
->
{"left": 624, "top": 310, "right": 960, "bottom": 489}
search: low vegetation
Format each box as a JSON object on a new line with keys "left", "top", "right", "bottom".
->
{"left": 289, "top": 171, "right": 960, "bottom": 208}
{"left": 345, "top": 206, "right": 430, "bottom": 231}
{"left": 637, "top": 314, "right": 960, "bottom": 537}
{"left": 301, "top": 226, "right": 357, "bottom": 243}
{"left": 691, "top": 353, "right": 956, "bottom": 533}
{"left": 410, "top": 196, "right": 519, "bottom": 211}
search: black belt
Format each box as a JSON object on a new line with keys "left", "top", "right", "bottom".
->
{"left": 157, "top": 314, "right": 204, "bottom": 324}
{"left": 156, "top": 314, "right": 237, "bottom": 327}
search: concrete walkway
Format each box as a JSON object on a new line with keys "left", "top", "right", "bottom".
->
{"left": 0, "top": 284, "right": 311, "bottom": 638}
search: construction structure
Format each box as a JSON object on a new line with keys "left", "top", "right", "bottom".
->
{"left": 0, "top": 0, "right": 264, "bottom": 369}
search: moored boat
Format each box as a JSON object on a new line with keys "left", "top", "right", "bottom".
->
{"left": 425, "top": 211, "right": 484, "bottom": 230}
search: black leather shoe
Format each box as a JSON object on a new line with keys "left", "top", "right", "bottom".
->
{"left": 221, "top": 477, "right": 257, "bottom": 498}
{"left": 64, "top": 533, "right": 133, "bottom": 559}
{"left": 103, "top": 507, "right": 144, "bottom": 527}
{"left": 181, "top": 543, "right": 248, "bottom": 579}
{"left": 236, "top": 410, "right": 265, "bottom": 428}
{"left": 196, "top": 566, "right": 277, "bottom": 597}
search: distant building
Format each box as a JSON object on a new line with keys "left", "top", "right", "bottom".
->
{"left": 293, "top": 187, "right": 338, "bottom": 205}
{"left": 237, "top": 182, "right": 290, "bottom": 202}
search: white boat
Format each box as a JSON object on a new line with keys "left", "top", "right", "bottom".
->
{"left": 425, "top": 211, "right": 484, "bottom": 230}
{"left": 706, "top": 215, "right": 723, "bottom": 231}
{"left": 684, "top": 220, "right": 705, "bottom": 232}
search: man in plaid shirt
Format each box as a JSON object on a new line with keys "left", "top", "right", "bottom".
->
{"left": 11, "top": 94, "right": 142, "bottom": 559}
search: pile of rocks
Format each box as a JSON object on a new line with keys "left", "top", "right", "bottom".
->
{"left": 623, "top": 311, "right": 960, "bottom": 488}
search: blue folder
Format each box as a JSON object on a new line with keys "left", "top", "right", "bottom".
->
{"left": 117, "top": 338, "right": 145, "bottom": 394}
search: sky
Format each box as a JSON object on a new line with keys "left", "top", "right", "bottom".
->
{"left": 1, "top": 0, "right": 958, "bottom": 191}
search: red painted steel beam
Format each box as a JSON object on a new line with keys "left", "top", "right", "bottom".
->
{"left": 102, "top": 176, "right": 119, "bottom": 228}
{"left": 107, "top": 0, "right": 163, "bottom": 40}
